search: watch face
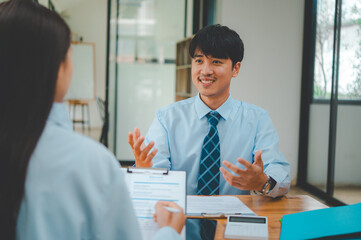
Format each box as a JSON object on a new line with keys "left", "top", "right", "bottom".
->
{"left": 264, "top": 182, "right": 271, "bottom": 193}
{"left": 262, "top": 176, "right": 271, "bottom": 194}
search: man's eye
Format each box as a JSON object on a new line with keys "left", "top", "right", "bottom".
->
{"left": 195, "top": 59, "right": 202, "bottom": 63}
{"left": 213, "top": 60, "right": 222, "bottom": 64}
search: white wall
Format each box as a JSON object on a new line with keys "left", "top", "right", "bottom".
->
{"left": 62, "top": 0, "right": 107, "bottom": 128}
{"left": 219, "top": 0, "right": 305, "bottom": 182}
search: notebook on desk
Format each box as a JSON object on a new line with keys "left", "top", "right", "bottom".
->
{"left": 186, "top": 195, "right": 255, "bottom": 218}
{"left": 280, "top": 202, "right": 361, "bottom": 240}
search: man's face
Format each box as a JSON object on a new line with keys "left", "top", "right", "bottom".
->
{"left": 191, "top": 49, "right": 240, "bottom": 106}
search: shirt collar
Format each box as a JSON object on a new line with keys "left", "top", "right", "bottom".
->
{"left": 47, "top": 103, "right": 73, "bottom": 131}
{"left": 195, "top": 93, "right": 234, "bottom": 120}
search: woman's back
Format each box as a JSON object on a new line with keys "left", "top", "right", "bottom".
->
{"left": 16, "top": 103, "right": 142, "bottom": 240}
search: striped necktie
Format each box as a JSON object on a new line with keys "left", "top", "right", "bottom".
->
{"left": 197, "top": 111, "right": 222, "bottom": 195}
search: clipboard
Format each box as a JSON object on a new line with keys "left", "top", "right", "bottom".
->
{"left": 122, "top": 167, "right": 186, "bottom": 240}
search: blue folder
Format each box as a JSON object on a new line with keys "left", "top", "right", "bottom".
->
{"left": 280, "top": 202, "right": 361, "bottom": 240}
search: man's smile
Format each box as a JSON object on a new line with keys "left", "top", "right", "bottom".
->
{"left": 198, "top": 76, "right": 217, "bottom": 86}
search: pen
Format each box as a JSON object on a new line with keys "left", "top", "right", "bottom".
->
{"left": 163, "top": 206, "right": 180, "bottom": 213}
{"left": 231, "top": 213, "right": 255, "bottom": 216}
{"left": 201, "top": 212, "right": 255, "bottom": 216}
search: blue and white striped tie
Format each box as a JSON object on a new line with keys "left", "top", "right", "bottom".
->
{"left": 197, "top": 111, "right": 222, "bottom": 196}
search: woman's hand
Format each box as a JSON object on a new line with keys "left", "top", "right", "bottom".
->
{"left": 153, "top": 201, "right": 186, "bottom": 234}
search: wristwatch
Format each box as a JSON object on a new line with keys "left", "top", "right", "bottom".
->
{"left": 253, "top": 175, "right": 276, "bottom": 196}
{"left": 260, "top": 175, "right": 271, "bottom": 195}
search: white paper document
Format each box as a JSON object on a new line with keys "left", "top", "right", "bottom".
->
{"left": 122, "top": 168, "right": 186, "bottom": 240}
{"left": 186, "top": 196, "right": 256, "bottom": 217}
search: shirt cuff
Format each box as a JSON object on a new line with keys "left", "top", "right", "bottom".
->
{"left": 263, "top": 174, "right": 291, "bottom": 198}
{"left": 152, "top": 226, "right": 182, "bottom": 240}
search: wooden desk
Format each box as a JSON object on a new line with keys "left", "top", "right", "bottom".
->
{"left": 209, "top": 195, "right": 328, "bottom": 240}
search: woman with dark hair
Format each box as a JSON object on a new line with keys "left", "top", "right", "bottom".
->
{"left": 0, "top": 1, "right": 185, "bottom": 239}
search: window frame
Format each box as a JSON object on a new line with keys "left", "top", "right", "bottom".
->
{"left": 297, "top": 0, "right": 361, "bottom": 206}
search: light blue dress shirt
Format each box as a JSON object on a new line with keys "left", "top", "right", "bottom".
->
{"left": 16, "top": 103, "right": 180, "bottom": 240}
{"left": 146, "top": 94, "right": 290, "bottom": 198}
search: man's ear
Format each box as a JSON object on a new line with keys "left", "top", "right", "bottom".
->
{"left": 232, "top": 62, "right": 241, "bottom": 77}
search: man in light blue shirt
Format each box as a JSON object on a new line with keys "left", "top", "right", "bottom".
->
{"left": 128, "top": 24, "right": 290, "bottom": 198}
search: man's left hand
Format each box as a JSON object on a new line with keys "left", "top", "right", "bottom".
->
{"left": 220, "top": 150, "right": 268, "bottom": 192}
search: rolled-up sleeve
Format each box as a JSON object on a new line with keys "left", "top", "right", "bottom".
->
{"left": 254, "top": 111, "right": 290, "bottom": 198}
{"left": 145, "top": 112, "right": 172, "bottom": 169}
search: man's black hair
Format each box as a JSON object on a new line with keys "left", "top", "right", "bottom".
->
{"left": 189, "top": 24, "right": 244, "bottom": 67}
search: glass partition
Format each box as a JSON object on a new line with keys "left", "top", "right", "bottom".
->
{"left": 334, "top": 106, "right": 361, "bottom": 204}
{"left": 108, "top": 0, "right": 185, "bottom": 161}
{"left": 313, "top": 0, "right": 335, "bottom": 100}
{"left": 337, "top": 0, "right": 361, "bottom": 100}
{"left": 301, "top": 0, "right": 361, "bottom": 205}
{"left": 307, "top": 104, "right": 330, "bottom": 192}
{"left": 333, "top": 0, "right": 361, "bottom": 204}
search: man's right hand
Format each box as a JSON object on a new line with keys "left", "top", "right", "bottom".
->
{"left": 128, "top": 127, "right": 157, "bottom": 168}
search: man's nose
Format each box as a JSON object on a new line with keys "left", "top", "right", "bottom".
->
{"left": 201, "top": 62, "right": 213, "bottom": 75}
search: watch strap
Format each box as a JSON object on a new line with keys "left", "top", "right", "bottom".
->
{"left": 260, "top": 175, "right": 271, "bottom": 195}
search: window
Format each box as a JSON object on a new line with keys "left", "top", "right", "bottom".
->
{"left": 299, "top": 0, "right": 361, "bottom": 206}
{"left": 313, "top": 0, "right": 361, "bottom": 100}
{"left": 107, "top": 0, "right": 186, "bottom": 162}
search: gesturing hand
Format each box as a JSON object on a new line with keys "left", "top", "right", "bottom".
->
{"left": 220, "top": 150, "right": 268, "bottom": 192}
{"left": 128, "top": 127, "right": 157, "bottom": 168}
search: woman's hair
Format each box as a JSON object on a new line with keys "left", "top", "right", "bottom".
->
{"left": 0, "top": 0, "right": 71, "bottom": 238}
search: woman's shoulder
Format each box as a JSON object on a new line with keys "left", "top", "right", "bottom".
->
{"left": 33, "top": 124, "right": 121, "bottom": 180}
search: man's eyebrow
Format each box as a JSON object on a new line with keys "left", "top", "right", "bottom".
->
{"left": 194, "top": 54, "right": 204, "bottom": 58}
